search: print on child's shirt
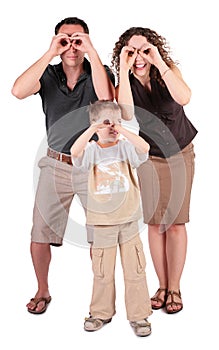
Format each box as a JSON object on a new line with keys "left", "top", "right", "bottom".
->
{"left": 94, "top": 160, "right": 129, "bottom": 195}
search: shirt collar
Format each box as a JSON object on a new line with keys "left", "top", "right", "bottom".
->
{"left": 54, "top": 57, "right": 91, "bottom": 83}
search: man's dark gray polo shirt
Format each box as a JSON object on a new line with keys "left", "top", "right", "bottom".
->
{"left": 38, "top": 58, "right": 115, "bottom": 154}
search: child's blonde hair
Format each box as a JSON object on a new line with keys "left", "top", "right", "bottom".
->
{"left": 89, "top": 100, "right": 121, "bottom": 124}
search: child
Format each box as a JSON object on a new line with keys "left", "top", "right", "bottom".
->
{"left": 71, "top": 100, "right": 152, "bottom": 337}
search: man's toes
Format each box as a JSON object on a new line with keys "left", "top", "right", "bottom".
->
{"left": 26, "top": 301, "right": 35, "bottom": 310}
{"left": 35, "top": 301, "right": 45, "bottom": 312}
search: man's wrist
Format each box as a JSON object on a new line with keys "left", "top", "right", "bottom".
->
{"left": 87, "top": 47, "right": 98, "bottom": 60}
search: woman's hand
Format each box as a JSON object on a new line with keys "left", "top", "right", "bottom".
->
{"left": 119, "top": 45, "right": 138, "bottom": 72}
{"left": 138, "top": 43, "right": 164, "bottom": 68}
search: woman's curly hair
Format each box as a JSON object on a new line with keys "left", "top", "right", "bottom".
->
{"left": 111, "top": 27, "right": 176, "bottom": 86}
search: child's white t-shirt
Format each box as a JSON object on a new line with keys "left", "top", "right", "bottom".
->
{"left": 73, "top": 139, "right": 148, "bottom": 225}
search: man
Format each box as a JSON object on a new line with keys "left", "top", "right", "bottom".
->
{"left": 11, "top": 17, "right": 115, "bottom": 314}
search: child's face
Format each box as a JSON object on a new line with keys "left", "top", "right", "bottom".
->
{"left": 95, "top": 111, "right": 122, "bottom": 143}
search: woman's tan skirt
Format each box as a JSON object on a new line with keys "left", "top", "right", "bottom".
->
{"left": 137, "top": 143, "right": 195, "bottom": 226}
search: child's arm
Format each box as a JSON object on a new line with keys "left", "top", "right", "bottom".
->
{"left": 70, "top": 124, "right": 98, "bottom": 158}
{"left": 115, "top": 124, "right": 150, "bottom": 154}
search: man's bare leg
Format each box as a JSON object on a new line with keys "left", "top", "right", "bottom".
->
{"left": 26, "top": 242, "right": 51, "bottom": 313}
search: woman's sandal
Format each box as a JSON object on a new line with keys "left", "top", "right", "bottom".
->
{"left": 166, "top": 290, "right": 183, "bottom": 314}
{"left": 151, "top": 288, "right": 167, "bottom": 310}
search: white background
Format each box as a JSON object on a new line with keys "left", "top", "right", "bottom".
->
{"left": 1, "top": 0, "right": 218, "bottom": 349}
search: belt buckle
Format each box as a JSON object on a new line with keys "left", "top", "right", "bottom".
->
{"left": 59, "top": 153, "right": 63, "bottom": 162}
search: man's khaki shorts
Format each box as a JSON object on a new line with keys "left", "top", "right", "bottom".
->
{"left": 31, "top": 156, "right": 88, "bottom": 245}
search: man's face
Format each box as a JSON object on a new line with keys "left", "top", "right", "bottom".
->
{"left": 58, "top": 24, "right": 85, "bottom": 67}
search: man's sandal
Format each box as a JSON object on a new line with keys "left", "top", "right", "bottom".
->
{"left": 166, "top": 290, "right": 183, "bottom": 314}
{"left": 27, "top": 296, "right": 52, "bottom": 314}
{"left": 130, "top": 318, "right": 151, "bottom": 337}
{"left": 84, "top": 316, "right": 112, "bottom": 332}
{"left": 151, "top": 288, "right": 167, "bottom": 310}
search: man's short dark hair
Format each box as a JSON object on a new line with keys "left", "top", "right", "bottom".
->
{"left": 55, "top": 17, "right": 89, "bottom": 34}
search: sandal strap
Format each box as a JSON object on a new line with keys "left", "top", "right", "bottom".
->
{"left": 84, "top": 317, "right": 103, "bottom": 328}
{"left": 151, "top": 288, "right": 167, "bottom": 303}
{"left": 84, "top": 317, "right": 111, "bottom": 326}
{"left": 132, "top": 319, "right": 151, "bottom": 328}
{"left": 166, "top": 290, "right": 182, "bottom": 307}
{"left": 167, "top": 290, "right": 181, "bottom": 299}
{"left": 30, "top": 296, "right": 51, "bottom": 306}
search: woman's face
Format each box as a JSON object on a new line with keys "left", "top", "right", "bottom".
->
{"left": 127, "top": 35, "right": 151, "bottom": 77}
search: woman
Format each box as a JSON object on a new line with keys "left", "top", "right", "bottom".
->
{"left": 111, "top": 27, "right": 197, "bottom": 314}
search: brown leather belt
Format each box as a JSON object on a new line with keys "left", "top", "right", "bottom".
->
{"left": 47, "top": 148, "right": 72, "bottom": 165}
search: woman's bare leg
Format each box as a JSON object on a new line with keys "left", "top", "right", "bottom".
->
{"left": 148, "top": 224, "right": 168, "bottom": 308}
{"left": 166, "top": 224, "right": 187, "bottom": 312}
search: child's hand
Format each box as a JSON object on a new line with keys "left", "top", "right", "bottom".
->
{"left": 91, "top": 119, "right": 112, "bottom": 131}
{"left": 89, "top": 122, "right": 103, "bottom": 132}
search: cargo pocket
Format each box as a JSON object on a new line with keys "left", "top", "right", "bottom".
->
{"left": 135, "top": 242, "right": 146, "bottom": 274}
{"left": 92, "top": 248, "right": 104, "bottom": 278}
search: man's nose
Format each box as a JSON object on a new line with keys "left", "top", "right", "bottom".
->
{"left": 69, "top": 44, "right": 77, "bottom": 51}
